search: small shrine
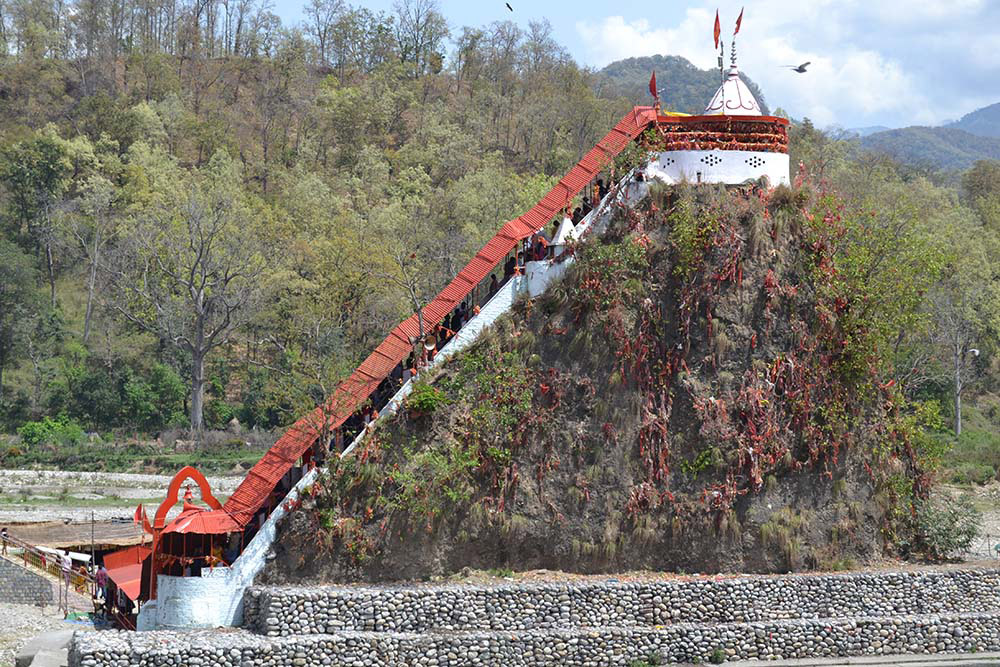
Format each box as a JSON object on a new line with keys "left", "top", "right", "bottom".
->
{"left": 645, "top": 10, "right": 790, "bottom": 186}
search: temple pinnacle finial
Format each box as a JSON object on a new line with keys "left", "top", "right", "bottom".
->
{"left": 731, "top": 7, "right": 743, "bottom": 69}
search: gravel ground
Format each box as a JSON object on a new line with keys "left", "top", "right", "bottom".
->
{"left": 0, "top": 602, "right": 87, "bottom": 665}
{"left": 0, "top": 469, "right": 244, "bottom": 492}
{"left": 0, "top": 469, "right": 245, "bottom": 524}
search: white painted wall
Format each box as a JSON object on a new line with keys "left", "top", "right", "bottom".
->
{"left": 137, "top": 465, "right": 321, "bottom": 630}
{"left": 647, "top": 150, "right": 789, "bottom": 186}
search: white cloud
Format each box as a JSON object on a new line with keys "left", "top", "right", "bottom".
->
{"left": 575, "top": 1, "right": 1000, "bottom": 128}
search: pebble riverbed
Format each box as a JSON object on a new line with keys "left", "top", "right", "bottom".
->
{"left": 0, "top": 602, "right": 84, "bottom": 665}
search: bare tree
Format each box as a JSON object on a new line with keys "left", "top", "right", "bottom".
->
{"left": 930, "top": 282, "right": 987, "bottom": 436}
{"left": 304, "top": 0, "right": 342, "bottom": 66}
{"left": 101, "top": 157, "right": 273, "bottom": 434}
{"left": 59, "top": 174, "right": 117, "bottom": 343}
{"left": 392, "top": 0, "right": 447, "bottom": 77}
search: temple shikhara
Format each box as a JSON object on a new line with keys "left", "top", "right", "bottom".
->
{"left": 100, "top": 12, "right": 791, "bottom": 631}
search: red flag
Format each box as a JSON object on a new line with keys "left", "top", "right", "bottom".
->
{"left": 714, "top": 10, "right": 721, "bottom": 49}
{"left": 648, "top": 71, "right": 657, "bottom": 99}
{"left": 133, "top": 504, "right": 143, "bottom": 525}
{"left": 735, "top": 7, "right": 744, "bottom": 35}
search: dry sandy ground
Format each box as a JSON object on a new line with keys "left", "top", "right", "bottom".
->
{"left": 0, "top": 602, "right": 89, "bottom": 666}
{"left": 0, "top": 469, "right": 245, "bottom": 523}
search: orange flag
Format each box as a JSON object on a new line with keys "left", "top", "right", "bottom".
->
{"left": 714, "top": 10, "right": 721, "bottom": 48}
{"left": 133, "top": 503, "right": 144, "bottom": 525}
{"left": 735, "top": 7, "right": 744, "bottom": 35}
{"left": 648, "top": 71, "right": 657, "bottom": 100}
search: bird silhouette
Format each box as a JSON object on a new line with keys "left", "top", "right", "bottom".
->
{"left": 506, "top": 2, "right": 513, "bottom": 10}
{"left": 786, "top": 62, "right": 810, "bottom": 73}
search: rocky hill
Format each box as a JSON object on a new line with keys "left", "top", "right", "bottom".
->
{"left": 265, "top": 183, "right": 931, "bottom": 584}
{"left": 596, "top": 54, "right": 770, "bottom": 115}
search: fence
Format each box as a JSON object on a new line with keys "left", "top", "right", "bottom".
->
{"left": 1, "top": 532, "right": 95, "bottom": 595}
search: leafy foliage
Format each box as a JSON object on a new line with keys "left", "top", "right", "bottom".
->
{"left": 17, "top": 415, "right": 85, "bottom": 446}
{"left": 405, "top": 381, "right": 450, "bottom": 416}
{"left": 909, "top": 495, "right": 982, "bottom": 561}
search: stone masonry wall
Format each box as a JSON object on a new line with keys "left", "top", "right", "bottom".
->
{"left": 69, "top": 613, "right": 1000, "bottom": 666}
{"left": 69, "top": 569, "right": 1000, "bottom": 666}
{"left": 245, "top": 569, "right": 1000, "bottom": 636}
{"left": 0, "top": 555, "right": 54, "bottom": 605}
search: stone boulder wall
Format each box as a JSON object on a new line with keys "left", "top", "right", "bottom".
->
{"left": 243, "top": 569, "right": 1000, "bottom": 637}
{"left": 68, "top": 569, "right": 1000, "bottom": 666}
{"left": 0, "top": 556, "right": 53, "bottom": 605}
{"left": 65, "top": 617, "right": 1000, "bottom": 667}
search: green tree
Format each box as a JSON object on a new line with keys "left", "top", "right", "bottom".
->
{"left": 61, "top": 173, "right": 119, "bottom": 342}
{"left": 961, "top": 160, "right": 1000, "bottom": 231}
{"left": 926, "top": 208, "right": 1000, "bottom": 435}
{"left": 392, "top": 0, "right": 448, "bottom": 77}
{"left": 102, "top": 151, "right": 275, "bottom": 434}
{"left": 0, "top": 239, "right": 40, "bottom": 407}
{"left": 0, "top": 130, "right": 72, "bottom": 306}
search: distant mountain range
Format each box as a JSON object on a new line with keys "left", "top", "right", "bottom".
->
{"left": 596, "top": 54, "right": 770, "bottom": 116}
{"left": 859, "top": 127, "right": 1000, "bottom": 171}
{"left": 828, "top": 106, "right": 1000, "bottom": 170}
{"left": 849, "top": 103, "right": 1000, "bottom": 170}
{"left": 847, "top": 126, "right": 891, "bottom": 138}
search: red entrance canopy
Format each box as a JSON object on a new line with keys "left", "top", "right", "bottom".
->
{"left": 106, "top": 563, "right": 143, "bottom": 601}
{"left": 162, "top": 507, "right": 241, "bottom": 535}
{"left": 103, "top": 545, "right": 150, "bottom": 570}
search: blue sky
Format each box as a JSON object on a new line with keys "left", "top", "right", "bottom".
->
{"left": 270, "top": 0, "right": 1000, "bottom": 129}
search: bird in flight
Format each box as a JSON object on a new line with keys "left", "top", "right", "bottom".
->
{"left": 786, "top": 62, "right": 810, "bottom": 73}
{"left": 506, "top": 2, "right": 513, "bottom": 10}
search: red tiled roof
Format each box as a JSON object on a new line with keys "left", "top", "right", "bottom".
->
{"left": 222, "top": 106, "right": 659, "bottom": 527}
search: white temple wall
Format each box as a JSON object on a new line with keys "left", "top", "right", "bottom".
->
{"left": 647, "top": 150, "right": 789, "bottom": 187}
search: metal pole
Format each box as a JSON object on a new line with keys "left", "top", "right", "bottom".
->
{"left": 91, "top": 511, "right": 96, "bottom": 597}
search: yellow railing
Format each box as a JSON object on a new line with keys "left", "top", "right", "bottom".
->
{"left": 2, "top": 534, "right": 95, "bottom": 595}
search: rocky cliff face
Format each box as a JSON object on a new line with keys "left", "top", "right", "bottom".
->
{"left": 265, "top": 182, "right": 927, "bottom": 583}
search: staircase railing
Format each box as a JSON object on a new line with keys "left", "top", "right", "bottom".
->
{"left": 2, "top": 533, "right": 95, "bottom": 595}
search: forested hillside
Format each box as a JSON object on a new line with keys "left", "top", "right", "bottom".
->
{"left": 0, "top": 0, "right": 633, "bottom": 450}
{"left": 0, "top": 0, "right": 999, "bottom": 497}
{"left": 596, "top": 54, "right": 769, "bottom": 115}
{"left": 859, "top": 126, "right": 1000, "bottom": 170}
{"left": 947, "top": 102, "right": 1000, "bottom": 139}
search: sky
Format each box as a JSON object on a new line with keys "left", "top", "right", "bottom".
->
{"left": 271, "top": 0, "right": 1000, "bottom": 129}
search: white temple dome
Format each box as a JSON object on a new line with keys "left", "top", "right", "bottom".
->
{"left": 704, "top": 65, "right": 762, "bottom": 116}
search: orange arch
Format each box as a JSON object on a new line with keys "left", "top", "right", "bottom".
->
{"left": 152, "top": 465, "right": 222, "bottom": 530}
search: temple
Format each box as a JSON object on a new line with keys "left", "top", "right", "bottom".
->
{"left": 645, "top": 42, "right": 789, "bottom": 186}
{"left": 99, "top": 19, "right": 791, "bottom": 631}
